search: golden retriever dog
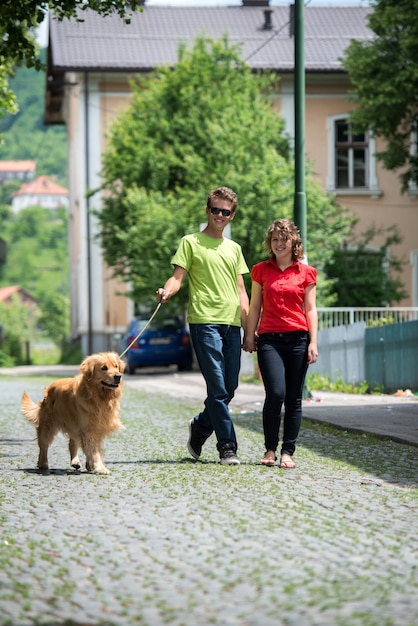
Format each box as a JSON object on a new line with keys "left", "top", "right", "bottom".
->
{"left": 21, "top": 352, "right": 125, "bottom": 474}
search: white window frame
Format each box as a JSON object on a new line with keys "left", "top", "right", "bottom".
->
{"left": 327, "top": 114, "right": 382, "bottom": 198}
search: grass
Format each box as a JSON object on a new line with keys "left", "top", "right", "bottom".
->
{"left": 240, "top": 371, "right": 390, "bottom": 395}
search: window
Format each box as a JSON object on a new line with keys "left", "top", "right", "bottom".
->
{"left": 335, "top": 121, "right": 367, "bottom": 188}
{"left": 327, "top": 115, "right": 381, "bottom": 197}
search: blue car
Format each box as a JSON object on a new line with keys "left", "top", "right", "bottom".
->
{"left": 124, "top": 315, "right": 193, "bottom": 374}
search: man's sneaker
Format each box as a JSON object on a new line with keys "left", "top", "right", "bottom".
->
{"left": 187, "top": 418, "right": 208, "bottom": 459}
{"left": 219, "top": 442, "right": 240, "bottom": 466}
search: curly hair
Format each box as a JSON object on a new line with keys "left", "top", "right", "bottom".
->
{"left": 263, "top": 219, "right": 304, "bottom": 260}
{"left": 207, "top": 186, "right": 238, "bottom": 212}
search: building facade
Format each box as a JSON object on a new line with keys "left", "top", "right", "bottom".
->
{"left": 45, "top": 1, "right": 418, "bottom": 354}
{"left": 11, "top": 175, "right": 69, "bottom": 212}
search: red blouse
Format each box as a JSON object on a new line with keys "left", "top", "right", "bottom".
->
{"left": 251, "top": 259, "right": 317, "bottom": 333}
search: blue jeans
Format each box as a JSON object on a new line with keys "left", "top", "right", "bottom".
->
{"left": 189, "top": 324, "right": 241, "bottom": 450}
{"left": 257, "top": 331, "right": 309, "bottom": 456}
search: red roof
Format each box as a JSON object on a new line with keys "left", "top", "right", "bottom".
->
{"left": 13, "top": 175, "right": 68, "bottom": 197}
{"left": 0, "top": 160, "right": 36, "bottom": 173}
{"left": 0, "top": 285, "right": 37, "bottom": 303}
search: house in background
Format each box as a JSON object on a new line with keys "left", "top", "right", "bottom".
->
{"left": 11, "top": 175, "right": 69, "bottom": 213}
{"left": 45, "top": 0, "right": 418, "bottom": 355}
{"left": 0, "top": 285, "right": 39, "bottom": 323}
{"left": 0, "top": 160, "right": 36, "bottom": 183}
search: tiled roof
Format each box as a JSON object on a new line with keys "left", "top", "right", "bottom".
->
{"left": 0, "top": 161, "right": 36, "bottom": 173}
{"left": 49, "top": 5, "right": 373, "bottom": 73}
{"left": 13, "top": 175, "right": 68, "bottom": 197}
{"left": 0, "top": 285, "right": 20, "bottom": 301}
{"left": 0, "top": 285, "right": 37, "bottom": 303}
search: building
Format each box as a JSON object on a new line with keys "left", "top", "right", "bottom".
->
{"left": 0, "top": 161, "right": 36, "bottom": 183}
{"left": 45, "top": 0, "right": 418, "bottom": 354}
{"left": 0, "top": 285, "right": 38, "bottom": 324}
{"left": 11, "top": 175, "right": 69, "bottom": 212}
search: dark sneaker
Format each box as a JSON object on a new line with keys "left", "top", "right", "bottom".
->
{"left": 187, "top": 418, "right": 208, "bottom": 459}
{"left": 219, "top": 442, "right": 240, "bottom": 466}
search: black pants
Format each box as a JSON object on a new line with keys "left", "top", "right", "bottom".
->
{"left": 257, "top": 331, "right": 309, "bottom": 456}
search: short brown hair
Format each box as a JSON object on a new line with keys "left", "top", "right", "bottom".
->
{"left": 207, "top": 186, "right": 238, "bottom": 212}
{"left": 264, "top": 219, "right": 304, "bottom": 260}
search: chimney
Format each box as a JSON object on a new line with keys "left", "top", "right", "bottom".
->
{"left": 263, "top": 9, "right": 273, "bottom": 30}
{"left": 242, "top": 1, "right": 270, "bottom": 6}
{"left": 289, "top": 4, "right": 295, "bottom": 37}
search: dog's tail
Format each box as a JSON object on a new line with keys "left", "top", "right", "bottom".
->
{"left": 21, "top": 391, "right": 40, "bottom": 426}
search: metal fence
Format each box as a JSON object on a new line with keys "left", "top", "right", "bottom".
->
{"left": 312, "top": 315, "right": 418, "bottom": 392}
{"left": 317, "top": 307, "right": 418, "bottom": 329}
{"left": 310, "top": 322, "right": 366, "bottom": 386}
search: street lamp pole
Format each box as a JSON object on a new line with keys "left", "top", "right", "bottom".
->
{"left": 293, "top": 0, "right": 307, "bottom": 254}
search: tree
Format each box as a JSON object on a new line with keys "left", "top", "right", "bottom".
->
{"left": 0, "top": 206, "right": 70, "bottom": 359}
{"left": 0, "top": 295, "right": 34, "bottom": 365}
{"left": 0, "top": 1, "right": 143, "bottom": 123}
{"left": 0, "top": 54, "right": 67, "bottom": 181}
{"left": 342, "top": 0, "right": 418, "bottom": 192}
{"left": 37, "top": 292, "right": 70, "bottom": 352}
{"left": 98, "top": 37, "right": 354, "bottom": 311}
{"left": 325, "top": 225, "right": 407, "bottom": 306}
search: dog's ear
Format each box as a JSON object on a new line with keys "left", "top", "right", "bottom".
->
{"left": 118, "top": 357, "right": 126, "bottom": 374}
{"left": 80, "top": 355, "right": 96, "bottom": 381}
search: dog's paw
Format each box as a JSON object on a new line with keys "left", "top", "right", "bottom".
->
{"left": 94, "top": 466, "right": 110, "bottom": 475}
{"left": 86, "top": 461, "right": 110, "bottom": 475}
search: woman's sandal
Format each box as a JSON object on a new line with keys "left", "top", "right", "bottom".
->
{"left": 260, "top": 451, "right": 277, "bottom": 466}
{"left": 280, "top": 454, "right": 296, "bottom": 469}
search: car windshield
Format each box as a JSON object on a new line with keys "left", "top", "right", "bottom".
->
{"left": 133, "top": 317, "right": 181, "bottom": 333}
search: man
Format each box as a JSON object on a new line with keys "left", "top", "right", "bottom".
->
{"left": 156, "top": 186, "right": 249, "bottom": 465}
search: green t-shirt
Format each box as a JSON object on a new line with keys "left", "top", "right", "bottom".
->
{"left": 171, "top": 232, "right": 249, "bottom": 326}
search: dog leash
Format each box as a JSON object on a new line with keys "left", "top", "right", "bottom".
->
{"left": 119, "top": 302, "right": 162, "bottom": 359}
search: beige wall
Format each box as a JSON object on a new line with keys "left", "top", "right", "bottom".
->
{"left": 304, "top": 79, "right": 417, "bottom": 306}
{"left": 99, "top": 88, "right": 134, "bottom": 340}
{"left": 66, "top": 69, "right": 418, "bottom": 351}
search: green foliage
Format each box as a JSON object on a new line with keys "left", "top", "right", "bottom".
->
{"left": 37, "top": 292, "right": 70, "bottom": 349}
{"left": 325, "top": 224, "right": 407, "bottom": 306}
{"left": 0, "top": 1, "right": 143, "bottom": 135}
{"left": 241, "top": 370, "right": 379, "bottom": 395}
{"left": 0, "top": 349, "right": 15, "bottom": 367}
{"left": 60, "top": 339, "right": 82, "bottom": 365}
{"left": 0, "top": 206, "right": 70, "bottom": 358}
{"left": 366, "top": 316, "right": 396, "bottom": 327}
{"left": 0, "top": 53, "right": 67, "bottom": 181}
{"left": 1, "top": 206, "right": 69, "bottom": 294}
{"left": 0, "top": 181, "right": 20, "bottom": 207}
{"left": 0, "top": 295, "right": 34, "bottom": 364}
{"left": 99, "top": 37, "right": 353, "bottom": 309}
{"left": 342, "top": 0, "right": 418, "bottom": 191}
{"left": 306, "top": 372, "right": 372, "bottom": 395}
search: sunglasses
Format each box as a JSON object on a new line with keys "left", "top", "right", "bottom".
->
{"left": 209, "top": 206, "right": 234, "bottom": 217}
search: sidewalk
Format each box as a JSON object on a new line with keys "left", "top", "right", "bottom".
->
{"left": 2, "top": 364, "right": 418, "bottom": 446}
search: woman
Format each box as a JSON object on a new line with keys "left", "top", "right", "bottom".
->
{"left": 243, "top": 219, "right": 318, "bottom": 468}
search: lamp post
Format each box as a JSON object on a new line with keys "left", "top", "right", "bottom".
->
{"left": 293, "top": 0, "right": 307, "bottom": 254}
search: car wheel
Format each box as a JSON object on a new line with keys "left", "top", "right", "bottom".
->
{"left": 178, "top": 361, "right": 193, "bottom": 372}
{"left": 127, "top": 362, "right": 136, "bottom": 375}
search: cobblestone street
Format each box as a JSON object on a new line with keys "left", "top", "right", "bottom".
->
{"left": 1, "top": 374, "right": 417, "bottom": 626}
